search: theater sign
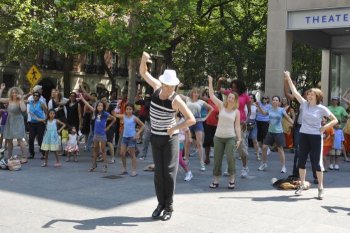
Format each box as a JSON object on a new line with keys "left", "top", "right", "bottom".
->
{"left": 288, "top": 7, "right": 350, "bottom": 30}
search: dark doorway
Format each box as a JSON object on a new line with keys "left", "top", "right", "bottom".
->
{"left": 2, "top": 73, "right": 15, "bottom": 93}
{"left": 38, "top": 78, "right": 56, "bottom": 104}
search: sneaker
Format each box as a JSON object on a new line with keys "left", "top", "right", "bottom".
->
{"left": 258, "top": 163, "right": 267, "bottom": 171}
{"left": 281, "top": 166, "right": 287, "bottom": 173}
{"left": 241, "top": 167, "right": 249, "bottom": 178}
{"left": 209, "top": 148, "right": 214, "bottom": 158}
{"left": 256, "top": 154, "right": 261, "bottom": 161}
{"left": 329, "top": 164, "right": 334, "bottom": 170}
{"left": 200, "top": 164, "right": 206, "bottom": 172}
{"left": 184, "top": 171, "right": 193, "bottom": 181}
{"left": 295, "top": 184, "right": 305, "bottom": 195}
{"left": 190, "top": 149, "right": 197, "bottom": 157}
{"left": 139, "top": 156, "right": 145, "bottom": 160}
{"left": 109, "top": 159, "right": 115, "bottom": 164}
{"left": 267, "top": 147, "right": 271, "bottom": 155}
{"left": 334, "top": 164, "right": 339, "bottom": 170}
{"left": 318, "top": 188, "right": 324, "bottom": 200}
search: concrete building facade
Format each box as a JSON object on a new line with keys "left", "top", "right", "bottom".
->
{"left": 266, "top": 0, "right": 350, "bottom": 104}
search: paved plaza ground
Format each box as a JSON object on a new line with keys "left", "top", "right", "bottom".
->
{"left": 0, "top": 144, "right": 350, "bottom": 233}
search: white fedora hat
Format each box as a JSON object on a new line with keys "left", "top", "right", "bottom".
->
{"left": 33, "top": 85, "right": 42, "bottom": 92}
{"left": 159, "top": 69, "right": 180, "bottom": 86}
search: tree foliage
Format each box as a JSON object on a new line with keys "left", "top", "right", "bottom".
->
{"left": 0, "top": 0, "right": 272, "bottom": 95}
{"left": 292, "top": 41, "right": 322, "bottom": 91}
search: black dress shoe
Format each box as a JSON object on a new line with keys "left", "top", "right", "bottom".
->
{"left": 161, "top": 211, "right": 172, "bottom": 221}
{"left": 152, "top": 205, "right": 164, "bottom": 218}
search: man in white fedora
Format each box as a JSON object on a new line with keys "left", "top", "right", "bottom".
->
{"left": 139, "top": 52, "right": 195, "bottom": 221}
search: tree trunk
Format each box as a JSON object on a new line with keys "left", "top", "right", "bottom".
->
{"left": 127, "top": 58, "right": 138, "bottom": 104}
{"left": 100, "top": 51, "right": 116, "bottom": 92}
{"left": 63, "top": 53, "right": 71, "bottom": 97}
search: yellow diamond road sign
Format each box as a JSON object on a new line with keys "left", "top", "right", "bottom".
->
{"left": 26, "top": 65, "right": 42, "bottom": 87}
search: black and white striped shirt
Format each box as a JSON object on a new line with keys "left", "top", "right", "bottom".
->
{"left": 150, "top": 88, "right": 178, "bottom": 136}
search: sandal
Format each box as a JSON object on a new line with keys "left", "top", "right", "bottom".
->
{"left": 103, "top": 164, "right": 108, "bottom": 173}
{"left": 20, "top": 158, "right": 28, "bottom": 164}
{"left": 89, "top": 164, "right": 97, "bottom": 172}
{"left": 228, "top": 182, "right": 235, "bottom": 189}
{"left": 209, "top": 183, "right": 219, "bottom": 189}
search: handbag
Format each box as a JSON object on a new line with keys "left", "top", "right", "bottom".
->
{"left": 247, "top": 121, "right": 256, "bottom": 131}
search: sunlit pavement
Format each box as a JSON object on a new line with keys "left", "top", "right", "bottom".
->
{"left": 1, "top": 145, "right": 350, "bottom": 233}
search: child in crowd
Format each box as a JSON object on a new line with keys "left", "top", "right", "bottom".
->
{"left": 116, "top": 103, "right": 144, "bottom": 177}
{"left": 321, "top": 117, "right": 334, "bottom": 170}
{"left": 79, "top": 97, "right": 116, "bottom": 173}
{"left": 329, "top": 122, "right": 344, "bottom": 170}
{"left": 65, "top": 126, "right": 79, "bottom": 162}
{"left": 0, "top": 103, "right": 8, "bottom": 152}
{"left": 40, "top": 109, "right": 66, "bottom": 167}
{"left": 177, "top": 113, "right": 193, "bottom": 181}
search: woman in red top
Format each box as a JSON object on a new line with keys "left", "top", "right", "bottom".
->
{"left": 202, "top": 90, "right": 219, "bottom": 164}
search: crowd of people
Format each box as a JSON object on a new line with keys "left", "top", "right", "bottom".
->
{"left": 0, "top": 52, "right": 349, "bottom": 220}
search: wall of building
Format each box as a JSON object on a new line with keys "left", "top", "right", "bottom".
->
{"left": 266, "top": 0, "right": 350, "bottom": 101}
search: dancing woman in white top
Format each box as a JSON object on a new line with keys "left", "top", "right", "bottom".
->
{"left": 207, "top": 75, "right": 241, "bottom": 189}
{"left": 284, "top": 71, "right": 337, "bottom": 200}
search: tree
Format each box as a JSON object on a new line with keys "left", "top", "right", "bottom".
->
{"left": 172, "top": 0, "right": 267, "bottom": 90}
{"left": 292, "top": 41, "right": 322, "bottom": 91}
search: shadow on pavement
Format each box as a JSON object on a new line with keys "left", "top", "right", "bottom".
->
{"left": 1, "top": 147, "right": 350, "bottom": 210}
{"left": 322, "top": 206, "right": 350, "bottom": 215}
{"left": 219, "top": 195, "right": 315, "bottom": 202}
{"left": 42, "top": 216, "right": 155, "bottom": 230}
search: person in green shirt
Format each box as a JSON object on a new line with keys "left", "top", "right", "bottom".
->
{"left": 328, "top": 97, "right": 348, "bottom": 125}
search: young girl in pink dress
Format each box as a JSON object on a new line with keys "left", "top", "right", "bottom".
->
{"left": 65, "top": 126, "right": 79, "bottom": 162}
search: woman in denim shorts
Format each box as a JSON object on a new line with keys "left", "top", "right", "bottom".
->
{"left": 178, "top": 87, "right": 213, "bottom": 171}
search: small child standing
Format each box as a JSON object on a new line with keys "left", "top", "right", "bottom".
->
{"left": 41, "top": 109, "right": 66, "bottom": 167}
{"left": 65, "top": 126, "right": 79, "bottom": 162}
{"left": 322, "top": 117, "right": 334, "bottom": 170}
{"left": 329, "top": 122, "right": 344, "bottom": 170}
{"left": 178, "top": 114, "right": 193, "bottom": 181}
{"left": 116, "top": 103, "right": 144, "bottom": 177}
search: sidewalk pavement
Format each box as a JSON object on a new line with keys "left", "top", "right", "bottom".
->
{"left": 0, "top": 145, "right": 350, "bottom": 233}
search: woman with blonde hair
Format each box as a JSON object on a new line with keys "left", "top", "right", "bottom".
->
{"left": 178, "top": 86, "right": 213, "bottom": 172}
{"left": 0, "top": 84, "right": 27, "bottom": 162}
{"left": 207, "top": 75, "right": 241, "bottom": 189}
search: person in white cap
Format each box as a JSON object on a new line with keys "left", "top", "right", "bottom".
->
{"left": 139, "top": 52, "right": 195, "bottom": 221}
{"left": 27, "top": 85, "right": 47, "bottom": 123}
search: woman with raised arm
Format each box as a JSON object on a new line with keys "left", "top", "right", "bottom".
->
{"left": 139, "top": 52, "right": 195, "bottom": 221}
{"left": 207, "top": 75, "right": 241, "bottom": 189}
{"left": 217, "top": 77, "right": 251, "bottom": 178}
{"left": 284, "top": 71, "right": 338, "bottom": 200}
{"left": 177, "top": 86, "right": 213, "bottom": 172}
{"left": 0, "top": 83, "right": 27, "bottom": 162}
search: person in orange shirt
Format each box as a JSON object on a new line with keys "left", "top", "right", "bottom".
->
{"left": 322, "top": 117, "right": 334, "bottom": 171}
